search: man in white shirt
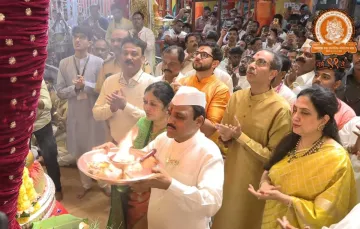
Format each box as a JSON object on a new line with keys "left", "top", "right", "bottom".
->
{"left": 93, "top": 37, "right": 158, "bottom": 144}
{"left": 131, "top": 11, "right": 156, "bottom": 70}
{"left": 130, "top": 86, "right": 224, "bottom": 229}
{"left": 158, "top": 46, "right": 185, "bottom": 83}
{"left": 234, "top": 55, "right": 252, "bottom": 91}
{"left": 286, "top": 39, "right": 316, "bottom": 94}
{"left": 181, "top": 33, "right": 199, "bottom": 74}
{"left": 339, "top": 116, "right": 360, "bottom": 151}
{"left": 263, "top": 28, "right": 281, "bottom": 53}
{"left": 272, "top": 55, "right": 296, "bottom": 105}
{"left": 163, "top": 19, "right": 187, "bottom": 48}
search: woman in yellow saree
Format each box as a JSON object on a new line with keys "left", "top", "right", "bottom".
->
{"left": 249, "top": 85, "right": 357, "bottom": 229}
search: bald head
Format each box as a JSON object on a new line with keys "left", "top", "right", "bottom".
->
{"left": 111, "top": 29, "right": 129, "bottom": 54}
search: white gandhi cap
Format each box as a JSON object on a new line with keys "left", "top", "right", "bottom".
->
{"left": 171, "top": 86, "right": 206, "bottom": 109}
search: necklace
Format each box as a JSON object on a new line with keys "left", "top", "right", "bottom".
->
{"left": 287, "top": 136, "right": 324, "bottom": 163}
{"left": 165, "top": 139, "right": 196, "bottom": 167}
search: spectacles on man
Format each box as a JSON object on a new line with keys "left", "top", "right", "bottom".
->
{"left": 194, "top": 51, "right": 213, "bottom": 59}
{"left": 249, "top": 57, "right": 269, "bottom": 67}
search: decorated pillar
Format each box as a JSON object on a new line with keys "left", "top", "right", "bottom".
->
{"left": 0, "top": 0, "right": 50, "bottom": 228}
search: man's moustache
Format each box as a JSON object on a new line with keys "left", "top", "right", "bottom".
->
{"left": 163, "top": 69, "right": 172, "bottom": 73}
{"left": 296, "top": 57, "right": 306, "bottom": 63}
{"left": 167, "top": 124, "right": 176, "bottom": 129}
{"left": 125, "top": 60, "right": 133, "bottom": 65}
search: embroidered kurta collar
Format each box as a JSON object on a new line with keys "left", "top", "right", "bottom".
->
{"left": 248, "top": 88, "right": 276, "bottom": 101}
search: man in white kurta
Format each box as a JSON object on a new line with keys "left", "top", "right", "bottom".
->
{"left": 130, "top": 86, "right": 224, "bottom": 229}
{"left": 56, "top": 26, "right": 107, "bottom": 198}
{"left": 131, "top": 11, "right": 156, "bottom": 70}
{"left": 288, "top": 39, "right": 316, "bottom": 95}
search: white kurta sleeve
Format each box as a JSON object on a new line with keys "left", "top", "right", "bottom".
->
{"left": 167, "top": 157, "right": 224, "bottom": 217}
{"left": 56, "top": 60, "right": 77, "bottom": 100}
{"left": 84, "top": 59, "right": 103, "bottom": 96}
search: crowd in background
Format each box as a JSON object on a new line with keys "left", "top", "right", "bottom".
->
{"left": 31, "top": 1, "right": 360, "bottom": 228}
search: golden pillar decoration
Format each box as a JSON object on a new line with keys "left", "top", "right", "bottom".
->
{"left": 152, "top": 0, "right": 164, "bottom": 37}
{"left": 130, "top": 0, "right": 149, "bottom": 27}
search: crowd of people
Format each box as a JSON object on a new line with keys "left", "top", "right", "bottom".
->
{"left": 31, "top": 2, "right": 360, "bottom": 229}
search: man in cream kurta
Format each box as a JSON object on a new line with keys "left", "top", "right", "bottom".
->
{"left": 56, "top": 26, "right": 107, "bottom": 197}
{"left": 95, "top": 29, "right": 153, "bottom": 94}
{"left": 130, "top": 86, "right": 224, "bottom": 229}
{"left": 212, "top": 50, "right": 292, "bottom": 229}
{"left": 93, "top": 37, "right": 158, "bottom": 143}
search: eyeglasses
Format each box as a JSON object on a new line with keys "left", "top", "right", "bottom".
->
{"left": 194, "top": 51, "right": 213, "bottom": 59}
{"left": 249, "top": 57, "right": 269, "bottom": 67}
{"left": 298, "top": 51, "right": 313, "bottom": 58}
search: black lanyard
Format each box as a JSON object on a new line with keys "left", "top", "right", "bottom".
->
{"left": 73, "top": 56, "right": 90, "bottom": 76}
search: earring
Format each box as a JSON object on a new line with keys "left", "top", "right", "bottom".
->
{"left": 317, "top": 124, "right": 325, "bottom": 131}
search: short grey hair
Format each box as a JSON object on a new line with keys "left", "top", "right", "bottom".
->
{"left": 263, "top": 49, "right": 282, "bottom": 72}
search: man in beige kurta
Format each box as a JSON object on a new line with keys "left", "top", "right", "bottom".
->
{"left": 212, "top": 50, "right": 292, "bottom": 229}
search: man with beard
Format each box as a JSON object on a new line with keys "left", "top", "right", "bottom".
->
{"left": 158, "top": 46, "right": 185, "bottom": 82}
{"left": 312, "top": 56, "right": 356, "bottom": 130}
{"left": 234, "top": 55, "right": 252, "bottom": 91}
{"left": 177, "top": 42, "right": 230, "bottom": 139}
{"left": 95, "top": 29, "right": 152, "bottom": 93}
{"left": 212, "top": 49, "right": 292, "bottom": 229}
{"left": 56, "top": 26, "right": 107, "bottom": 198}
{"left": 93, "top": 37, "right": 158, "bottom": 144}
{"left": 337, "top": 51, "right": 360, "bottom": 115}
{"left": 286, "top": 39, "right": 316, "bottom": 95}
{"left": 131, "top": 11, "right": 156, "bottom": 70}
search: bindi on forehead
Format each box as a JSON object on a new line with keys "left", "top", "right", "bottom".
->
{"left": 198, "top": 46, "right": 212, "bottom": 54}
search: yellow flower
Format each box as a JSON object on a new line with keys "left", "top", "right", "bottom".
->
{"left": 33, "top": 202, "right": 40, "bottom": 212}
{"left": 17, "top": 217, "right": 29, "bottom": 224}
{"left": 23, "top": 201, "right": 31, "bottom": 210}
